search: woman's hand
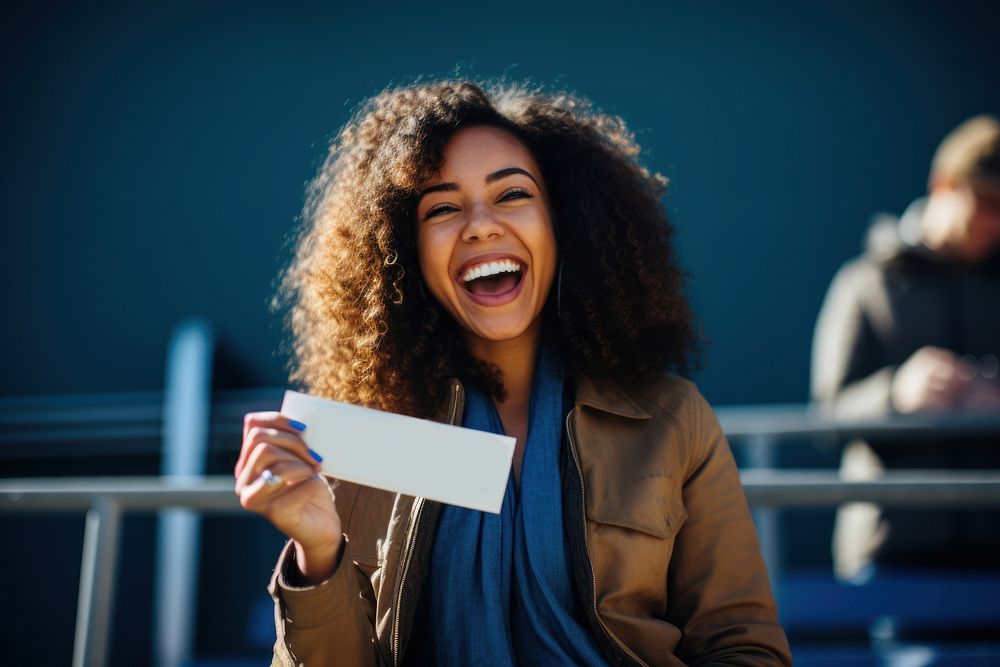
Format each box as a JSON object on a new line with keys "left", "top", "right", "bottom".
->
{"left": 235, "top": 412, "right": 343, "bottom": 583}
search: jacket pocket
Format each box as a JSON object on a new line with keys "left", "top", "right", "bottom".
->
{"left": 585, "top": 471, "right": 688, "bottom": 539}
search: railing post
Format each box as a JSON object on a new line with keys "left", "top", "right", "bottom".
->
{"left": 73, "top": 497, "right": 122, "bottom": 667}
{"left": 153, "top": 320, "right": 214, "bottom": 667}
{"left": 746, "top": 434, "right": 783, "bottom": 601}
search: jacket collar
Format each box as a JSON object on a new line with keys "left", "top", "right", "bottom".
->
{"left": 573, "top": 373, "right": 651, "bottom": 420}
{"left": 439, "top": 371, "right": 652, "bottom": 423}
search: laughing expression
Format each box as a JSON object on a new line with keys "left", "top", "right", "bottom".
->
{"left": 416, "top": 125, "right": 558, "bottom": 344}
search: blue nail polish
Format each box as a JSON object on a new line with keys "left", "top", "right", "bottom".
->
{"left": 289, "top": 420, "right": 307, "bottom": 432}
{"left": 308, "top": 449, "right": 324, "bottom": 464}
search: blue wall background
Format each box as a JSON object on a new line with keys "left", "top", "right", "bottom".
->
{"left": 3, "top": 0, "right": 1000, "bottom": 405}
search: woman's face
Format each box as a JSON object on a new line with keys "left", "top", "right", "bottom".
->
{"left": 416, "top": 125, "right": 557, "bottom": 344}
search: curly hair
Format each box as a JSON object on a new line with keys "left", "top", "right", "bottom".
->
{"left": 278, "top": 80, "right": 698, "bottom": 418}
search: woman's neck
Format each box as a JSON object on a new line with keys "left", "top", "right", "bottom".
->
{"left": 465, "top": 320, "right": 541, "bottom": 413}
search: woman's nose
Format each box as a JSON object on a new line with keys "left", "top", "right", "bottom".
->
{"left": 461, "top": 205, "right": 505, "bottom": 243}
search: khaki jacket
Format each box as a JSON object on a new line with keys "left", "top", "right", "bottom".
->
{"left": 269, "top": 373, "right": 792, "bottom": 666}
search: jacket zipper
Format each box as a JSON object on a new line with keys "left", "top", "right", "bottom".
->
{"left": 565, "top": 409, "right": 648, "bottom": 667}
{"left": 391, "top": 382, "right": 461, "bottom": 666}
{"left": 391, "top": 499, "right": 424, "bottom": 666}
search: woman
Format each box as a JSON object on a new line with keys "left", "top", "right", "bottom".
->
{"left": 235, "top": 81, "right": 791, "bottom": 666}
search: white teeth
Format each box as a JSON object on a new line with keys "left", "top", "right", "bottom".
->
{"left": 462, "top": 259, "right": 523, "bottom": 282}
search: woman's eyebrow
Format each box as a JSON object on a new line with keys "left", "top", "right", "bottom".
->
{"left": 486, "top": 167, "right": 539, "bottom": 186}
{"left": 417, "top": 167, "right": 539, "bottom": 203}
{"left": 417, "top": 182, "right": 459, "bottom": 202}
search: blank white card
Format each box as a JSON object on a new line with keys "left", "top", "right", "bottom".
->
{"left": 280, "top": 390, "right": 515, "bottom": 514}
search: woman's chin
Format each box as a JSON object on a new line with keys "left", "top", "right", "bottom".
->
{"left": 460, "top": 312, "right": 541, "bottom": 345}
{"left": 465, "top": 324, "right": 532, "bottom": 344}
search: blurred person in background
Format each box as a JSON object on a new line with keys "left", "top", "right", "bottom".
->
{"left": 234, "top": 81, "right": 791, "bottom": 665}
{"left": 812, "top": 115, "right": 1000, "bottom": 585}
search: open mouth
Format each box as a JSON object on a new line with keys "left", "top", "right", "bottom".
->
{"left": 460, "top": 258, "right": 525, "bottom": 298}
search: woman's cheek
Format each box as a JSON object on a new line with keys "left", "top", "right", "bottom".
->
{"left": 416, "top": 227, "right": 453, "bottom": 303}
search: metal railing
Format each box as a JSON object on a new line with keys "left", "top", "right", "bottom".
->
{"left": 4, "top": 470, "right": 1000, "bottom": 512}
{"left": 6, "top": 392, "right": 999, "bottom": 448}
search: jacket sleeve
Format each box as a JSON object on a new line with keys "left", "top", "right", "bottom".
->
{"left": 268, "top": 536, "right": 383, "bottom": 667}
{"left": 667, "top": 389, "right": 792, "bottom": 666}
{"left": 811, "top": 259, "right": 896, "bottom": 418}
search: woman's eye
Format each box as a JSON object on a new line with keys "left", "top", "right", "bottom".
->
{"left": 425, "top": 204, "right": 458, "bottom": 219}
{"left": 498, "top": 187, "right": 532, "bottom": 203}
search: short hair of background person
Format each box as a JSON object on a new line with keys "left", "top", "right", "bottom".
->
{"left": 920, "top": 114, "right": 1000, "bottom": 264}
{"left": 929, "top": 114, "right": 1000, "bottom": 190}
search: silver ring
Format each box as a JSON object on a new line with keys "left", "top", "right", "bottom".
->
{"left": 260, "top": 469, "right": 284, "bottom": 488}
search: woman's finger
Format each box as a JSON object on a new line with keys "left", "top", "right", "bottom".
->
{"left": 242, "top": 411, "right": 308, "bottom": 441}
{"left": 235, "top": 424, "right": 321, "bottom": 479}
{"left": 237, "top": 412, "right": 310, "bottom": 475}
{"left": 235, "top": 441, "right": 313, "bottom": 494}
{"left": 239, "top": 462, "right": 320, "bottom": 513}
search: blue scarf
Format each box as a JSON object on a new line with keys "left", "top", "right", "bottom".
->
{"left": 416, "top": 348, "right": 608, "bottom": 665}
